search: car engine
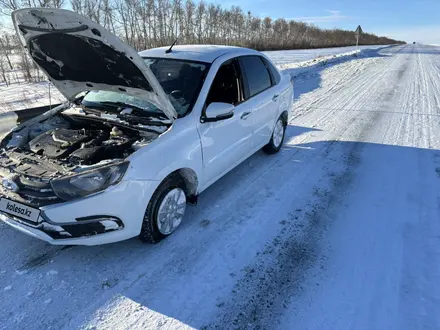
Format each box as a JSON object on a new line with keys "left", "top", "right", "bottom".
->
{"left": 28, "top": 126, "right": 135, "bottom": 165}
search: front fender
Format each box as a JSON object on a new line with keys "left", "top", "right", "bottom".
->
{"left": 126, "top": 117, "right": 204, "bottom": 187}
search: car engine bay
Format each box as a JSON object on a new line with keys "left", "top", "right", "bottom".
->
{"left": 28, "top": 126, "right": 136, "bottom": 165}
{"left": 0, "top": 108, "right": 170, "bottom": 206}
{"left": 1, "top": 109, "right": 169, "bottom": 174}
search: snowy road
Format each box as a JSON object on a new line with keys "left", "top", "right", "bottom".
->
{"left": 1, "top": 44, "right": 440, "bottom": 330}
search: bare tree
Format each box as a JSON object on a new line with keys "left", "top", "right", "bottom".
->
{"left": 18, "top": 47, "right": 32, "bottom": 81}
{"left": 0, "top": 35, "right": 13, "bottom": 69}
{"left": 0, "top": 56, "right": 10, "bottom": 86}
{"left": 0, "top": 0, "right": 19, "bottom": 15}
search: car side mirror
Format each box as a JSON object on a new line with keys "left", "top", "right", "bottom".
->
{"left": 203, "top": 102, "right": 234, "bottom": 122}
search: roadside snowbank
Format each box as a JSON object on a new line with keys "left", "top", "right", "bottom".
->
{"left": 273, "top": 46, "right": 389, "bottom": 78}
{"left": 263, "top": 45, "right": 385, "bottom": 65}
{"left": 277, "top": 50, "right": 362, "bottom": 75}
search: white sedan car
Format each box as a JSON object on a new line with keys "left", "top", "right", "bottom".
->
{"left": 0, "top": 8, "right": 293, "bottom": 245}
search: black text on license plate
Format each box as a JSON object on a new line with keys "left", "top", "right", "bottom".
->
{"left": 0, "top": 198, "right": 40, "bottom": 223}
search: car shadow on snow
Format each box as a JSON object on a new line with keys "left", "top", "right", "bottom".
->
{"left": 2, "top": 135, "right": 440, "bottom": 329}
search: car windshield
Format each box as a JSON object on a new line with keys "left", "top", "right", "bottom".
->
{"left": 81, "top": 58, "right": 209, "bottom": 118}
{"left": 143, "top": 57, "right": 209, "bottom": 116}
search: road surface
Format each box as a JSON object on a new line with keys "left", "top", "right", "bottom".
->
{"left": 1, "top": 44, "right": 440, "bottom": 330}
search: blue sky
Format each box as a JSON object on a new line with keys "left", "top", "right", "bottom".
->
{"left": 216, "top": 0, "right": 440, "bottom": 44}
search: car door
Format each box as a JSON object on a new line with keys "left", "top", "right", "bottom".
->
{"left": 238, "top": 55, "right": 280, "bottom": 150}
{"left": 197, "top": 58, "right": 253, "bottom": 185}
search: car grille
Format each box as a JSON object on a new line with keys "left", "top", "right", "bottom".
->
{"left": 0, "top": 174, "right": 61, "bottom": 207}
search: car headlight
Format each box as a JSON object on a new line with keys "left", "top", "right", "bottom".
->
{"left": 51, "top": 161, "right": 129, "bottom": 201}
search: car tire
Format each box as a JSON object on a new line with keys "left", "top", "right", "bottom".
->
{"left": 139, "top": 173, "right": 187, "bottom": 244}
{"left": 263, "top": 116, "right": 286, "bottom": 154}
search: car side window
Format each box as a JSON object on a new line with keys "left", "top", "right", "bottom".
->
{"left": 262, "top": 57, "right": 281, "bottom": 85}
{"left": 206, "top": 59, "right": 243, "bottom": 106}
{"left": 239, "top": 56, "right": 272, "bottom": 98}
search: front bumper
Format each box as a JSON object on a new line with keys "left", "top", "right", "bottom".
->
{"left": 0, "top": 179, "right": 160, "bottom": 245}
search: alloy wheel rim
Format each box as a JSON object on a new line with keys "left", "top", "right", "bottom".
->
{"left": 157, "top": 188, "right": 186, "bottom": 235}
{"left": 273, "top": 119, "right": 285, "bottom": 148}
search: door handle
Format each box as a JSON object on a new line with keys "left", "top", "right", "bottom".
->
{"left": 241, "top": 111, "right": 251, "bottom": 120}
{"left": 272, "top": 94, "right": 279, "bottom": 102}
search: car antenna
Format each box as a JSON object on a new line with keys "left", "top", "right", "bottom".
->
{"left": 165, "top": 38, "right": 178, "bottom": 54}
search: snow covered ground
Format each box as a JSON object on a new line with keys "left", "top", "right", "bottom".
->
{"left": 1, "top": 43, "right": 440, "bottom": 330}
{"left": 0, "top": 54, "right": 65, "bottom": 112}
{"left": 0, "top": 79, "right": 64, "bottom": 113}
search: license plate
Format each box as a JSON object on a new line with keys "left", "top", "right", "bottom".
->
{"left": 0, "top": 198, "right": 40, "bottom": 223}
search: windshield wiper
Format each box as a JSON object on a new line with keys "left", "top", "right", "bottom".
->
{"left": 97, "top": 101, "right": 140, "bottom": 110}
{"left": 82, "top": 100, "right": 145, "bottom": 111}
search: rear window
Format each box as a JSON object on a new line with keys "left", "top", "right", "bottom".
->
{"left": 240, "top": 56, "right": 272, "bottom": 98}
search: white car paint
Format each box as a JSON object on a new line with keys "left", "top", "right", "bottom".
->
{"left": 0, "top": 9, "right": 293, "bottom": 245}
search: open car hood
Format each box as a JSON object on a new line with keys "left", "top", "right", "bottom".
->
{"left": 12, "top": 8, "right": 177, "bottom": 121}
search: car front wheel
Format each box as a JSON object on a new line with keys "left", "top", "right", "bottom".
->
{"left": 139, "top": 174, "right": 187, "bottom": 243}
{"left": 263, "top": 116, "right": 286, "bottom": 154}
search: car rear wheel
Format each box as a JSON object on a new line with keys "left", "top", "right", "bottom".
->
{"left": 263, "top": 116, "right": 286, "bottom": 154}
{"left": 139, "top": 174, "right": 187, "bottom": 243}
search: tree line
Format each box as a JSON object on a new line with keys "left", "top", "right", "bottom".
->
{"left": 0, "top": 0, "right": 405, "bottom": 84}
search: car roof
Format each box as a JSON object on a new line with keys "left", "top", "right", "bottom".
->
{"left": 138, "top": 45, "right": 260, "bottom": 63}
